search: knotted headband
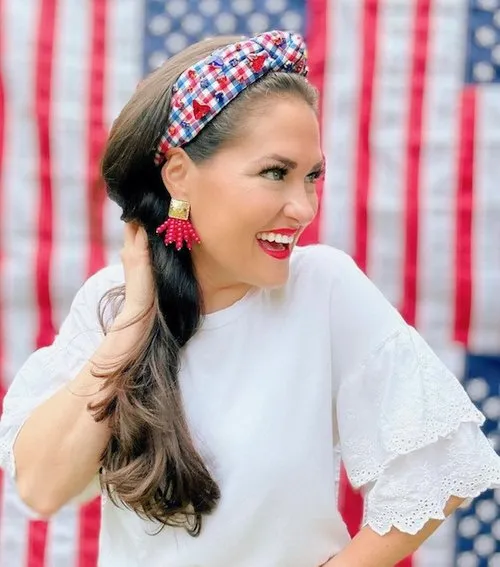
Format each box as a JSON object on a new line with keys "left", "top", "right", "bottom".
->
{"left": 153, "top": 30, "right": 309, "bottom": 166}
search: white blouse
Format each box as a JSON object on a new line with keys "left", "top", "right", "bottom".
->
{"left": 1, "top": 245, "right": 499, "bottom": 567}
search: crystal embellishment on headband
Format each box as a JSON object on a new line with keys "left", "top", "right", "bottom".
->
{"left": 153, "top": 30, "right": 309, "bottom": 166}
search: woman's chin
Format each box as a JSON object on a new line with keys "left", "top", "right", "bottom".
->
{"left": 254, "top": 263, "right": 291, "bottom": 290}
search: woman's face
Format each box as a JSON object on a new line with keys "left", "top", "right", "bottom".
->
{"left": 166, "top": 96, "right": 323, "bottom": 296}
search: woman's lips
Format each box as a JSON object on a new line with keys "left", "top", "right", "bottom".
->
{"left": 256, "top": 238, "right": 292, "bottom": 260}
{"left": 264, "top": 227, "right": 298, "bottom": 236}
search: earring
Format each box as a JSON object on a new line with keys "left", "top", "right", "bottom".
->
{"left": 156, "top": 198, "right": 201, "bottom": 251}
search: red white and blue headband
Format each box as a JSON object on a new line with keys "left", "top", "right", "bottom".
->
{"left": 153, "top": 30, "right": 309, "bottom": 166}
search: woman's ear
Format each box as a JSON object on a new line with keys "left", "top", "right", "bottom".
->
{"left": 160, "top": 148, "right": 193, "bottom": 200}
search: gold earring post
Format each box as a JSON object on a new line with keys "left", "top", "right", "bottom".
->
{"left": 168, "top": 198, "right": 190, "bottom": 221}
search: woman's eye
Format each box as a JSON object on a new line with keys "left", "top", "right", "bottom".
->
{"left": 306, "top": 170, "right": 324, "bottom": 183}
{"left": 260, "top": 167, "right": 288, "bottom": 181}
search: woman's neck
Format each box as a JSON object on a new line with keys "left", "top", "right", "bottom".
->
{"left": 201, "top": 282, "right": 254, "bottom": 314}
{"left": 193, "top": 259, "right": 254, "bottom": 314}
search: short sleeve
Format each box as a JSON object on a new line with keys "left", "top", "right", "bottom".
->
{"left": 332, "top": 254, "right": 500, "bottom": 536}
{"left": 0, "top": 266, "right": 121, "bottom": 508}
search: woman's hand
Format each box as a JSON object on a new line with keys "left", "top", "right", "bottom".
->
{"left": 119, "top": 222, "right": 155, "bottom": 321}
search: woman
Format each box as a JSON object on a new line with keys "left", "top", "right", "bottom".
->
{"left": 0, "top": 30, "right": 499, "bottom": 567}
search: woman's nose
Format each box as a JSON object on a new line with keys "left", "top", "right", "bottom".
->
{"left": 284, "top": 186, "right": 318, "bottom": 227}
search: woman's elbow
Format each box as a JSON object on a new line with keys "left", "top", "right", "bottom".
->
{"left": 15, "top": 470, "right": 67, "bottom": 518}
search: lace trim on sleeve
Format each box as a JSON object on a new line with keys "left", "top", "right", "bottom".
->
{"left": 362, "top": 421, "right": 500, "bottom": 535}
{"left": 337, "top": 325, "right": 484, "bottom": 489}
{"left": 336, "top": 324, "right": 500, "bottom": 535}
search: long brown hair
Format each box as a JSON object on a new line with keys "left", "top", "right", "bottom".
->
{"left": 92, "top": 35, "right": 318, "bottom": 535}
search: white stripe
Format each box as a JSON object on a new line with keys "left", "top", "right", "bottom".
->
{"left": 50, "top": 0, "right": 91, "bottom": 327}
{"left": 104, "top": 0, "right": 142, "bottom": 127}
{"left": 1, "top": 0, "right": 39, "bottom": 382}
{"left": 46, "top": 507, "right": 79, "bottom": 567}
{"left": 366, "top": 0, "right": 413, "bottom": 307}
{"left": 416, "top": 0, "right": 468, "bottom": 346}
{"left": 319, "top": 0, "right": 363, "bottom": 256}
{"left": 469, "top": 87, "right": 500, "bottom": 352}
{"left": 1, "top": 478, "right": 30, "bottom": 567}
{"left": 103, "top": 0, "right": 143, "bottom": 266}
{"left": 104, "top": 200, "right": 123, "bottom": 266}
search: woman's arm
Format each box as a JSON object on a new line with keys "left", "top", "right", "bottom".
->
{"left": 14, "top": 224, "right": 153, "bottom": 516}
{"left": 14, "top": 312, "right": 147, "bottom": 516}
{"left": 324, "top": 496, "right": 464, "bottom": 567}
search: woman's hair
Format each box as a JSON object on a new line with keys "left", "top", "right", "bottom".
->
{"left": 92, "top": 35, "right": 318, "bottom": 535}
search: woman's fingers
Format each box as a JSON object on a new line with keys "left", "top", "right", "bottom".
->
{"left": 120, "top": 222, "right": 155, "bottom": 319}
{"left": 123, "top": 221, "right": 138, "bottom": 247}
{"left": 134, "top": 225, "right": 150, "bottom": 251}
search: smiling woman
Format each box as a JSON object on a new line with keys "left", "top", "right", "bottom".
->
{"left": 1, "top": 29, "right": 500, "bottom": 567}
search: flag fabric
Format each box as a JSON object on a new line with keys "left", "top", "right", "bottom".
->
{"left": 0, "top": 1, "right": 498, "bottom": 566}
{"left": 317, "top": 0, "right": 500, "bottom": 353}
{"left": 455, "top": 353, "right": 500, "bottom": 567}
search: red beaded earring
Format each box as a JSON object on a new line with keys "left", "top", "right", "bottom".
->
{"left": 156, "top": 198, "right": 201, "bottom": 251}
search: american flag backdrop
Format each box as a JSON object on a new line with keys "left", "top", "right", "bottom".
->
{"left": 0, "top": 0, "right": 499, "bottom": 566}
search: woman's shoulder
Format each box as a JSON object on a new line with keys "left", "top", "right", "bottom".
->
{"left": 289, "top": 244, "right": 400, "bottom": 324}
{"left": 281, "top": 244, "right": 362, "bottom": 312}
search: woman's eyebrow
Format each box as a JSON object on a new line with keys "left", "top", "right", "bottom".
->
{"left": 259, "top": 154, "right": 325, "bottom": 171}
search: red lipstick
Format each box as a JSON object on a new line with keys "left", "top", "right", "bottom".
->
{"left": 257, "top": 240, "right": 291, "bottom": 259}
{"left": 264, "top": 228, "right": 297, "bottom": 236}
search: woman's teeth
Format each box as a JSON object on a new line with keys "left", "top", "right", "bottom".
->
{"left": 256, "top": 232, "right": 294, "bottom": 244}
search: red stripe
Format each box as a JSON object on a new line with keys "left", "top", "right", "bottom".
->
{"left": 85, "top": 0, "right": 108, "bottom": 277}
{"left": 353, "top": 0, "right": 379, "bottom": 272}
{"left": 29, "top": 0, "right": 59, "bottom": 565}
{"left": 338, "top": 469, "right": 364, "bottom": 537}
{"left": 454, "top": 87, "right": 476, "bottom": 345}
{"left": 400, "top": 0, "right": 432, "bottom": 326}
{"left": 300, "top": 0, "right": 329, "bottom": 246}
{"left": 78, "top": 499, "right": 101, "bottom": 567}
{"left": 33, "top": 0, "right": 57, "bottom": 351}
{"left": 27, "top": 521, "right": 49, "bottom": 567}
{"left": 78, "top": 1, "right": 108, "bottom": 565}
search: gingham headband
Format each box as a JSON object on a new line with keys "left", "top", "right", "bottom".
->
{"left": 154, "top": 30, "right": 308, "bottom": 166}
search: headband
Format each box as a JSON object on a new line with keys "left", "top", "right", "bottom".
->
{"left": 154, "top": 30, "right": 308, "bottom": 166}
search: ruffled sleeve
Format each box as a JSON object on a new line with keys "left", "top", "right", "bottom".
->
{"left": 331, "top": 252, "right": 500, "bottom": 536}
{"left": 0, "top": 266, "right": 120, "bottom": 507}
